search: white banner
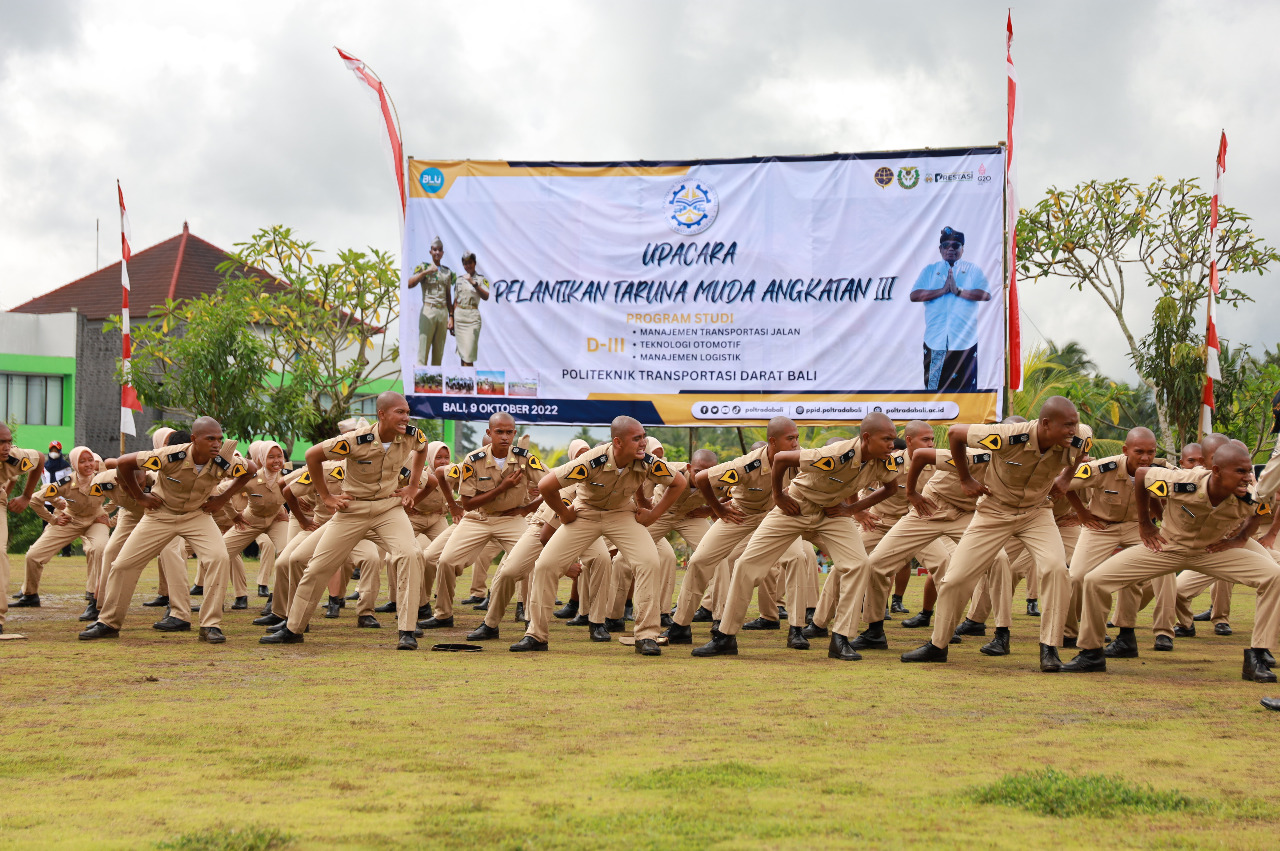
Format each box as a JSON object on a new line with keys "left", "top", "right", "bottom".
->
{"left": 401, "top": 149, "right": 1006, "bottom": 425}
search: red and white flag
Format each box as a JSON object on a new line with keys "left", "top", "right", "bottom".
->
{"left": 118, "top": 182, "right": 141, "bottom": 436}
{"left": 1201, "top": 131, "right": 1227, "bottom": 436}
{"left": 1005, "top": 10, "right": 1022, "bottom": 392}
{"left": 335, "top": 47, "right": 405, "bottom": 219}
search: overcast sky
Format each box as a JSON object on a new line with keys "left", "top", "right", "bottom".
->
{"left": 2, "top": 0, "right": 1276, "bottom": 388}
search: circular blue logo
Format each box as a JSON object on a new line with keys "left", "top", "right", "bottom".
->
{"left": 664, "top": 178, "right": 719, "bottom": 235}
{"left": 420, "top": 167, "right": 445, "bottom": 194}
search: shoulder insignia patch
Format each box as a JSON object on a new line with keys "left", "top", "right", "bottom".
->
{"left": 297, "top": 472, "right": 312, "bottom": 485}
{"left": 20, "top": 457, "right": 35, "bottom": 472}
{"left": 331, "top": 439, "right": 351, "bottom": 457}
{"left": 461, "top": 463, "right": 475, "bottom": 481}
{"left": 840, "top": 447, "right": 858, "bottom": 464}
{"left": 945, "top": 457, "right": 957, "bottom": 467}
{"left": 651, "top": 459, "right": 672, "bottom": 478}
{"left": 142, "top": 455, "right": 162, "bottom": 471}
{"left": 468, "top": 450, "right": 487, "bottom": 462}
{"left": 3, "top": 456, "right": 17, "bottom": 466}
{"left": 405, "top": 424, "right": 418, "bottom": 438}
{"left": 1074, "top": 464, "right": 1092, "bottom": 480}
{"left": 886, "top": 454, "right": 902, "bottom": 473}
{"left": 566, "top": 464, "right": 589, "bottom": 481}
{"left": 1146, "top": 479, "right": 1169, "bottom": 498}
{"left": 512, "top": 445, "right": 530, "bottom": 457}
{"left": 812, "top": 456, "right": 836, "bottom": 472}
{"left": 719, "top": 469, "right": 740, "bottom": 485}
{"left": 972, "top": 452, "right": 992, "bottom": 464}
{"left": 329, "top": 467, "right": 345, "bottom": 481}
{"left": 642, "top": 453, "right": 656, "bottom": 465}
{"left": 356, "top": 433, "right": 376, "bottom": 445}
{"left": 211, "top": 454, "right": 230, "bottom": 470}
{"left": 1010, "top": 433, "right": 1031, "bottom": 445}
{"left": 1172, "top": 482, "right": 1198, "bottom": 494}
{"left": 562, "top": 497, "right": 573, "bottom": 507}
{"left": 744, "top": 458, "right": 762, "bottom": 474}
{"left": 1257, "top": 501, "right": 1272, "bottom": 517}
{"left": 1099, "top": 461, "right": 1120, "bottom": 473}
{"left": 527, "top": 455, "right": 546, "bottom": 472}
{"left": 169, "top": 451, "right": 189, "bottom": 463}
{"left": 103, "top": 482, "right": 116, "bottom": 491}
{"left": 446, "top": 464, "right": 460, "bottom": 480}
{"left": 417, "top": 430, "right": 427, "bottom": 447}
{"left": 42, "top": 483, "right": 60, "bottom": 499}
{"left": 89, "top": 483, "right": 102, "bottom": 497}
{"left": 977, "top": 434, "right": 1003, "bottom": 452}
{"left": 589, "top": 454, "right": 609, "bottom": 469}
{"left": 231, "top": 463, "right": 248, "bottom": 477}
{"left": 400, "top": 467, "right": 411, "bottom": 479}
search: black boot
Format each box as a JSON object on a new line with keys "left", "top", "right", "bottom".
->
{"left": 78, "top": 622, "right": 120, "bottom": 640}
{"left": 11, "top": 594, "right": 40, "bottom": 608}
{"left": 253, "top": 613, "right": 285, "bottom": 627}
{"left": 152, "top": 616, "right": 191, "bottom": 632}
{"left": 231, "top": 596, "right": 248, "bottom": 610}
{"left": 345, "top": 590, "right": 359, "bottom": 601}
{"left": 954, "top": 618, "right": 986, "bottom": 637}
{"left": 804, "top": 607, "right": 815, "bottom": 626}
{"left": 1026, "top": 599, "right": 1041, "bottom": 617}
{"left": 850, "top": 621, "right": 888, "bottom": 651}
{"left": 509, "top": 635, "right": 548, "bottom": 652}
{"left": 259, "top": 627, "right": 303, "bottom": 644}
{"left": 777, "top": 605, "right": 788, "bottom": 621}
{"left": 375, "top": 600, "right": 398, "bottom": 614}
{"left": 1215, "top": 622, "right": 1233, "bottom": 636}
{"left": 1262, "top": 649, "right": 1277, "bottom": 668}
{"left": 142, "top": 595, "right": 169, "bottom": 608}
{"left": 1062, "top": 636, "right": 1078, "bottom": 648}
{"left": 188, "top": 585, "right": 202, "bottom": 596}
{"left": 1061, "top": 647, "right": 1106, "bottom": 673}
{"left": 787, "top": 625, "right": 810, "bottom": 650}
{"left": 565, "top": 613, "right": 591, "bottom": 627}
{"left": 691, "top": 606, "right": 713, "bottom": 623}
{"left": 514, "top": 602, "right": 528, "bottom": 624}
{"left": 1104, "top": 627, "right": 1139, "bottom": 659}
{"left": 467, "top": 623, "right": 500, "bottom": 641}
{"left": 980, "top": 626, "right": 1010, "bottom": 657}
{"left": 1174, "top": 624, "right": 1196, "bottom": 638}
{"left": 1193, "top": 608, "right": 1212, "bottom": 622}
{"left": 1243, "top": 649, "right": 1278, "bottom": 683}
{"left": 742, "top": 616, "right": 780, "bottom": 630}
{"left": 660, "top": 613, "right": 674, "bottom": 628}
{"left": 420, "top": 615, "right": 454, "bottom": 629}
{"left": 473, "top": 596, "right": 491, "bottom": 612}
{"left": 1262, "top": 697, "right": 1280, "bottom": 711}
{"left": 827, "top": 633, "right": 862, "bottom": 661}
{"left": 635, "top": 638, "right": 661, "bottom": 656}
{"left": 397, "top": 630, "right": 418, "bottom": 651}
{"left": 351, "top": 567, "right": 361, "bottom": 581}
{"left": 692, "top": 629, "right": 738, "bottom": 657}
{"left": 357, "top": 615, "right": 381, "bottom": 629}
{"left": 604, "top": 617, "right": 625, "bottom": 633}
{"left": 801, "top": 622, "right": 828, "bottom": 639}
{"left": 323, "top": 597, "right": 341, "bottom": 618}
{"left": 553, "top": 599, "right": 579, "bottom": 619}
{"left": 417, "top": 603, "right": 433, "bottom": 621}
{"left": 662, "top": 623, "right": 692, "bottom": 644}
{"left": 257, "top": 585, "right": 270, "bottom": 598}
{"left": 900, "top": 609, "right": 933, "bottom": 629}
{"left": 1153, "top": 635, "right": 1173, "bottom": 651}
{"left": 198, "top": 627, "right": 225, "bottom": 644}
{"left": 78, "top": 598, "right": 99, "bottom": 622}
{"left": 259, "top": 595, "right": 273, "bottom": 615}
{"left": 900, "top": 641, "right": 948, "bottom": 663}
{"left": 1039, "top": 643, "right": 1063, "bottom": 672}
{"left": 590, "top": 622, "right": 612, "bottom": 642}
{"left": 890, "top": 594, "right": 910, "bottom": 615}
{"left": 460, "top": 595, "right": 485, "bottom": 605}
{"left": 624, "top": 601, "right": 634, "bottom": 622}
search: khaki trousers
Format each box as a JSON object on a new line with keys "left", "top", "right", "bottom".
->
{"left": 720, "top": 509, "right": 862, "bottom": 637}
{"left": 930, "top": 507, "right": 1069, "bottom": 650}
{"left": 528, "top": 508, "right": 662, "bottom": 642}
{"left": 224, "top": 519, "right": 288, "bottom": 601}
{"left": 0, "top": 510, "right": 8, "bottom": 626}
{"left": 484, "top": 524, "right": 610, "bottom": 629}
{"left": 271, "top": 523, "right": 314, "bottom": 619}
{"left": 281, "top": 514, "right": 389, "bottom": 626}
{"left": 1079, "top": 539, "right": 1280, "bottom": 651}
{"left": 417, "top": 526, "right": 502, "bottom": 607}
{"left": 609, "top": 515, "right": 711, "bottom": 620}
{"left": 1063, "top": 523, "right": 1172, "bottom": 639}
{"left": 433, "top": 515, "right": 526, "bottom": 620}
{"left": 24, "top": 517, "right": 110, "bottom": 597}
{"left": 676, "top": 513, "right": 789, "bottom": 626}
{"left": 419, "top": 306, "right": 448, "bottom": 366}
{"left": 985, "top": 525, "right": 1080, "bottom": 630}
{"left": 97, "top": 511, "right": 185, "bottom": 601}
{"left": 849, "top": 514, "right": 957, "bottom": 635}
{"left": 99, "top": 509, "right": 228, "bottom": 630}
{"left": 1175, "top": 572, "right": 1235, "bottom": 628}
{"left": 384, "top": 515, "right": 447, "bottom": 607}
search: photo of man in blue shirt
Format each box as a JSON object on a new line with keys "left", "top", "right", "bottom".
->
{"left": 909, "top": 226, "right": 994, "bottom": 392}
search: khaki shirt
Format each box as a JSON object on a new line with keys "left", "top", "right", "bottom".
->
{"left": 244, "top": 470, "right": 287, "bottom": 520}
{"left": 788, "top": 438, "right": 899, "bottom": 512}
{"left": 90, "top": 468, "right": 156, "bottom": 516}
{"left": 315, "top": 422, "right": 425, "bottom": 501}
{"left": 654, "top": 461, "right": 728, "bottom": 519}
{"left": 415, "top": 263, "right": 456, "bottom": 310}
{"left": 1144, "top": 466, "right": 1270, "bottom": 550}
{"left": 39, "top": 473, "right": 107, "bottom": 522}
{"left": 965, "top": 421, "right": 1086, "bottom": 513}
{"left": 867, "top": 450, "right": 933, "bottom": 523}
{"left": 550, "top": 444, "right": 675, "bottom": 511}
{"left": 458, "top": 444, "right": 545, "bottom": 518}
{"left": 1, "top": 447, "right": 40, "bottom": 508}
{"left": 284, "top": 461, "right": 347, "bottom": 522}
{"left": 702, "top": 445, "right": 793, "bottom": 515}
{"left": 407, "top": 463, "right": 448, "bottom": 521}
{"left": 1069, "top": 454, "right": 1170, "bottom": 524}
{"left": 135, "top": 440, "right": 244, "bottom": 514}
{"left": 1258, "top": 441, "right": 1280, "bottom": 502}
{"left": 454, "top": 273, "right": 487, "bottom": 310}
{"left": 916, "top": 448, "right": 994, "bottom": 518}
{"left": 532, "top": 483, "right": 578, "bottom": 528}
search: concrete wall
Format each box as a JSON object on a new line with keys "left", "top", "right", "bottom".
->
{"left": 75, "top": 315, "right": 164, "bottom": 458}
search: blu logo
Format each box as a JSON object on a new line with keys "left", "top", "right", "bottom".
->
{"left": 420, "top": 167, "right": 445, "bottom": 194}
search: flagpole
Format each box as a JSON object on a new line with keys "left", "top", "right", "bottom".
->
{"left": 1199, "top": 131, "right": 1227, "bottom": 441}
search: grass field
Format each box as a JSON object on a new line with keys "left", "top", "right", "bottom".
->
{"left": 3, "top": 554, "right": 1279, "bottom": 850}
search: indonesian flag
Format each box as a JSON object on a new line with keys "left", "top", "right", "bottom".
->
{"left": 1201, "top": 131, "right": 1227, "bottom": 436}
{"left": 335, "top": 47, "right": 405, "bottom": 218}
{"left": 119, "top": 182, "right": 141, "bottom": 436}
{"left": 1005, "top": 11, "right": 1022, "bottom": 391}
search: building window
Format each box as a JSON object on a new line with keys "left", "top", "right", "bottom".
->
{"left": 0, "top": 374, "right": 63, "bottom": 426}
{"left": 351, "top": 396, "right": 376, "bottom": 416}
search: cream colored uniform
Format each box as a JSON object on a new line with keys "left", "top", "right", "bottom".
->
{"left": 1078, "top": 467, "right": 1280, "bottom": 652}
{"left": 416, "top": 463, "right": 503, "bottom": 608}
{"left": 222, "top": 469, "right": 289, "bottom": 602}
{"left": 927, "top": 422, "right": 1086, "bottom": 650}
{"left": 721, "top": 438, "right": 899, "bottom": 637}
{"left": 97, "top": 441, "right": 248, "bottom": 631}
{"left": 91, "top": 468, "right": 186, "bottom": 603}
{"left": 526, "top": 445, "right": 676, "bottom": 643}
{"left": 1258, "top": 441, "right": 1280, "bottom": 502}
{"left": 0, "top": 447, "right": 41, "bottom": 628}
{"left": 381, "top": 466, "right": 449, "bottom": 610}
{"left": 453, "top": 272, "right": 486, "bottom": 363}
{"left": 285, "top": 423, "right": 426, "bottom": 635}
{"left": 416, "top": 263, "right": 455, "bottom": 366}
{"left": 25, "top": 471, "right": 110, "bottom": 597}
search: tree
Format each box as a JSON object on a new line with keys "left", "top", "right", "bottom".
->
{"left": 1018, "top": 177, "right": 1280, "bottom": 453}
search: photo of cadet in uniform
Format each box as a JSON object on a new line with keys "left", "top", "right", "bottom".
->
{"left": 452, "top": 250, "right": 490, "bottom": 366}
{"left": 408, "top": 236, "right": 456, "bottom": 366}
{"left": 909, "top": 226, "right": 994, "bottom": 393}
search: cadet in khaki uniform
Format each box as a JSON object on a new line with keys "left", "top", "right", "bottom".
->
{"left": 222, "top": 441, "right": 290, "bottom": 612}
{"left": 90, "top": 460, "right": 185, "bottom": 618}
{"left": 263, "top": 393, "right": 429, "bottom": 650}
{"left": 452, "top": 251, "right": 489, "bottom": 366}
{"left": 81, "top": 417, "right": 252, "bottom": 643}
{"left": 20, "top": 447, "right": 108, "bottom": 608}
{"left": 1063, "top": 443, "right": 1280, "bottom": 682}
{"left": 694, "top": 413, "right": 900, "bottom": 658}
{"left": 0, "top": 424, "right": 42, "bottom": 634}
{"left": 420, "top": 414, "right": 543, "bottom": 628}
{"left": 1170, "top": 434, "right": 1238, "bottom": 634}
{"left": 902, "top": 396, "right": 1084, "bottom": 671}
{"left": 408, "top": 237, "right": 455, "bottom": 366}
{"left": 370, "top": 441, "right": 452, "bottom": 622}
{"left": 518, "top": 416, "right": 686, "bottom": 655}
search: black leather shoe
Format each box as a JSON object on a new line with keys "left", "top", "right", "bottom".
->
{"left": 357, "top": 615, "right": 381, "bottom": 629}
{"left": 260, "top": 627, "right": 303, "bottom": 644}
{"left": 323, "top": 602, "right": 340, "bottom": 619}
{"left": 900, "top": 610, "right": 932, "bottom": 628}
{"left": 566, "top": 613, "right": 591, "bottom": 627}
{"left": 79, "top": 601, "right": 100, "bottom": 622}
{"left": 514, "top": 603, "right": 528, "bottom": 624}
{"left": 1262, "top": 649, "right": 1277, "bottom": 668}
{"left": 190, "top": 604, "right": 201, "bottom": 613}
{"left": 663, "top": 623, "right": 692, "bottom": 644}
{"left": 375, "top": 601, "right": 397, "bottom": 613}
{"left": 1174, "top": 624, "right": 1196, "bottom": 638}
{"left": 259, "top": 596, "right": 273, "bottom": 615}
{"left": 777, "top": 605, "right": 788, "bottom": 620}
{"left": 78, "top": 622, "right": 120, "bottom": 640}
{"left": 1104, "top": 628, "right": 1139, "bottom": 659}
{"left": 11, "top": 594, "right": 40, "bottom": 608}
{"left": 510, "top": 635, "right": 548, "bottom": 652}
{"left": 635, "top": 638, "right": 661, "bottom": 656}
{"left": 467, "top": 623, "right": 499, "bottom": 641}
{"left": 742, "top": 616, "right": 780, "bottom": 631}
{"left": 589, "top": 623, "right": 611, "bottom": 642}
{"left": 460, "top": 595, "right": 485, "bottom": 605}
{"left": 692, "top": 629, "right": 738, "bottom": 657}
{"left": 142, "top": 595, "right": 169, "bottom": 607}
{"left": 1061, "top": 647, "right": 1106, "bottom": 672}
{"left": 1039, "top": 643, "right": 1063, "bottom": 672}
{"left": 189, "top": 585, "right": 203, "bottom": 596}
{"left": 420, "top": 616, "right": 453, "bottom": 629}
{"left": 1215, "top": 622, "right": 1233, "bottom": 636}
{"left": 153, "top": 616, "right": 192, "bottom": 632}
{"left": 257, "top": 585, "right": 270, "bottom": 598}
{"left": 801, "top": 622, "right": 828, "bottom": 639}
{"left": 1153, "top": 635, "right": 1174, "bottom": 651}
{"left": 624, "top": 602, "right": 634, "bottom": 622}
{"left": 884, "top": 606, "right": 893, "bottom": 621}
{"left": 231, "top": 596, "right": 248, "bottom": 610}
{"left": 1062, "top": 636, "right": 1078, "bottom": 648}
{"left": 199, "top": 627, "right": 226, "bottom": 644}
{"left": 980, "top": 627, "right": 1011, "bottom": 657}
{"left": 950, "top": 634, "right": 962, "bottom": 644}
{"left": 554, "top": 599, "right": 579, "bottom": 619}
{"left": 805, "top": 607, "right": 815, "bottom": 625}
{"left": 253, "top": 613, "right": 285, "bottom": 627}
{"left": 604, "top": 617, "right": 625, "bottom": 633}
{"left": 787, "top": 625, "right": 810, "bottom": 650}
{"left": 345, "top": 591, "right": 359, "bottom": 601}
{"left": 1262, "top": 697, "right": 1280, "bottom": 711}
{"left": 850, "top": 624, "right": 888, "bottom": 651}
{"left": 890, "top": 595, "right": 910, "bottom": 615}
{"left": 690, "top": 606, "right": 713, "bottom": 623}
{"left": 660, "top": 613, "right": 674, "bottom": 628}
{"left": 954, "top": 618, "right": 986, "bottom": 637}
{"left": 828, "top": 633, "right": 862, "bottom": 661}
{"left": 473, "top": 596, "right": 491, "bottom": 612}
{"left": 417, "top": 604, "right": 433, "bottom": 621}
{"left": 397, "top": 630, "right": 418, "bottom": 650}
{"left": 901, "top": 642, "right": 948, "bottom": 663}
{"left": 351, "top": 568, "right": 361, "bottom": 581}
{"left": 1193, "top": 608, "right": 1212, "bottom": 622}
{"left": 1243, "top": 648, "right": 1278, "bottom": 683}
{"left": 1026, "top": 599, "right": 1041, "bottom": 617}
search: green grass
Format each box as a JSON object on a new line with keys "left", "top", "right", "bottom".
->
{"left": 3, "top": 554, "right": 1279, "bottom": 850}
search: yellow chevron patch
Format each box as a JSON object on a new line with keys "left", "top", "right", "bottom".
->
{"left": 1074, "top": 464, "right": 1092, "bottom": 480}
{"left": 719, "top": 469, "right": 739, "bottom": 485}
{"left": 297, "top": 471, "right": 312, "bottom": 485}
{"left": 142, "top": 455, "right": 162, "bottom": 471}
{"left": 566, "top": 464, "right": 588, "bottom": 481}
{"left": 812, "top": 456, "right": 836, "bottom": 472}
{"left": 330, "top": 439, "right": 351, "bottom": 456}
{"left": 651, "top": 459, "right": 672, "bottom": 477}
{"left": 885, "top": 455, "right": 900, "bottom": 473}
{"left": 19, "top": 457, "right": 35, "bottom": 472}
{"left": 329, "top": 467, "right": 346, "bottom": 481}
{"left": 231, "top": 463, "right": 248, "bottom": 477}
{"left": 461, "top": 463, "right": 475, "bottom": 481}
{"left": 42, "top": 483, "right": 59, "bottom": 499}
{"left": 977, "top": 433, "right": 1002, "bottom": 452}
{"left": 1258, "top": 502, "right": 1272, "bottom": 517}
{"left": 528, "top": 455, "right": 546, "bottom": 472}
{"left": 90, "top": 484, "right": 103, "bottom": 497}
{"left": 446, "top": 464, "right": 460, "bottom": 480}
{"left": 1146, "top": 479, "right": 1169, "bottom": 498}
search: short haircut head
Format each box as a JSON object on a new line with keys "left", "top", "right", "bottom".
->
{"left": 904, "top": 420, "right": 933, "bottom": 439}
{"left": 766, "top": 416, "right": 795, "bottom": 440}
{"left": 611, "top": 415, "right": 641, "bottom": 440}
{"left": 691, "top": 449, "right": 717, "bottom": 466}
{"left": 1125, "top": 426, "right": 1156, "bottom": 445}
{"left": 861, "top": 412, "right": 894, "bottom": 436}
{"left": 488, "top": 411, "right": 515, "bottom": 429}
{"left": 1039, "top": 396, "right": 1077, "bottom": 423}
{"left": 190, "top": 417, "right": 220, "bottom": 438}
{"left": 1213, "top": 442, "right": 1251, "bottom": 469}
{"left": 376, "top": 391, "right": 407, "bottom": 413}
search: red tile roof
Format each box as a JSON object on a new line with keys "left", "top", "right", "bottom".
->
{"left": 9, "top": 223, "right": 287, "bottom": 320}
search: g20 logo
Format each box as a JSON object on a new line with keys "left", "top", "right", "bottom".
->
{"left": 420, "top": 167, "right": 445, "bottom": 194}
